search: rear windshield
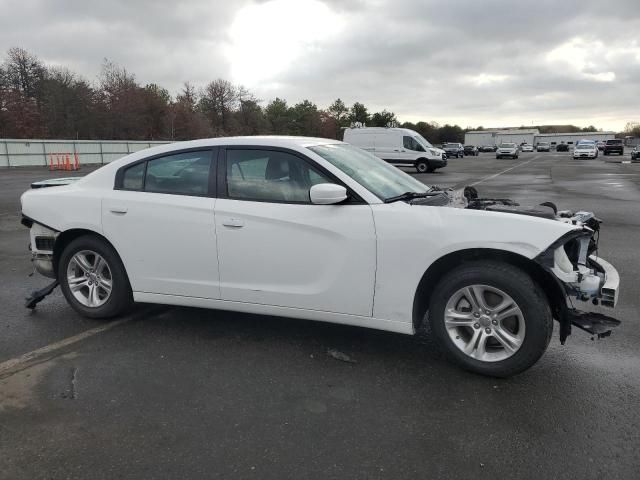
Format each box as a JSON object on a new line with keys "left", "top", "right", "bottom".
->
{"left": 606, "top": 139, "right": 622, "bottom": 145}
{"left": 538, "top": 142, "right": 549, "bottom": 146}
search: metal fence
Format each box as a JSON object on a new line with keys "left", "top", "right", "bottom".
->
{"left": 0, "top": 139, "right": 172, "bottom": 168}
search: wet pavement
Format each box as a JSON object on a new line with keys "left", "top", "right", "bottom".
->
{"left": 1, "top": 152, "right": 639, "bottom": 479}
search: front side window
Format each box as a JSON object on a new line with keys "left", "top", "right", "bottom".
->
{"left": 120, "top": 150, "right": 212, "bottom": 195}
{"left": 226, "top": 149, "right": 331, "bottom": 203}
{"left": 403, "top": 136, "right": 425, "bottom": 152}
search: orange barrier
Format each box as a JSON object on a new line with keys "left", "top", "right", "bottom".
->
{"left": 47, "top": 152, "right": 81, "bottom": 171}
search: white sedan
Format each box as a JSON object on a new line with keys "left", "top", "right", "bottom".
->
{"left": 20, "top": 137, "right": 621, "bottom": 377}
{"left": 573, "top": 143, "right": 599, "bottom": 159}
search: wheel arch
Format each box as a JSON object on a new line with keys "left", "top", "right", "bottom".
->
{"left": 53, "top": 228, "right": 128, "bottom": 282}
{"left": 412, "top": 248, "right": 565, "bottom": 333}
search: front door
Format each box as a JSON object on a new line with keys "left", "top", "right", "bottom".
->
{"left": 214, "top": 147, "right": 376, "bottom": 316}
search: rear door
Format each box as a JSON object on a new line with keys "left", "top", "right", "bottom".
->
{"left": 214, "top": 146, "right": 376, "bottom": 316}
{"left": 102, "top": 148, "right": 220, "bottom": 298}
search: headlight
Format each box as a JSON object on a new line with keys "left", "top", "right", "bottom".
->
{"left": 429, "top": 149, "right": 438, "bottom": 156}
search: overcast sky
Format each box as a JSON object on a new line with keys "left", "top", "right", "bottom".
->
{"left": 2, "top": 0, "right": 639, "bottom": 130}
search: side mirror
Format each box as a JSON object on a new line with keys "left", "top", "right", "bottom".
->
{"left": 310, "top": 183, "right": 348, "bottom": 205}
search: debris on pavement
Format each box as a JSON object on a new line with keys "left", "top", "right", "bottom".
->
{"left": 326, "top": 348, "right": 357, "bottom": 364}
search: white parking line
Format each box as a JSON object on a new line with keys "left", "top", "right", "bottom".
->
{"left": 0, "top": 317, "right": 134, "bottom": 377}
{"left": 468, "top": 158, "right": 536, "bottom": 187}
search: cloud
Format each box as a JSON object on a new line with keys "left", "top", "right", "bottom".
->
{"left": 0, "top": 0, "right": 638, "bottom": 130}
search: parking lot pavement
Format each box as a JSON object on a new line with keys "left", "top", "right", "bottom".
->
{"left": 2, "top": 154, "right": 640, "bottom": 480}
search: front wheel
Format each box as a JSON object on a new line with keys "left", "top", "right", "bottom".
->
{"left": 415, "top": 160, "right": 429, "bottom": 173}
{"left": 428, "top": 261, "right": 553, "bottom": 377}
{"left": 59, "top": 235, "right": 133, "bottom": 319}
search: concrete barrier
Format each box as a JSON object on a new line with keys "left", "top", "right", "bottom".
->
{"left": 0, "top": 139, "right": 172, "bottom": 167}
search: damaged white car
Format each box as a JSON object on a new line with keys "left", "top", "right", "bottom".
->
{"left": 20, "top": 137, "right": 621, "bottom": 377}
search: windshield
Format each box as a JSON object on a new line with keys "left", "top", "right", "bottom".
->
{"left": 413, "top": 133, "right": 433, "bottom": 149}
{"left": 308, "top": 144, "right": 429, "bottom": 200}
{"left": 500, "top": 143, "right": 516, "bottom": 148}
{"left": 576, "top": 144, "right": 593, "bottom": 150}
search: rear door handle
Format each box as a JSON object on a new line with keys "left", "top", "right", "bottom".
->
{"left": 222, "top": 218, "right": 244, "bottom": 228}
{"left": 109, "top": 207, "right": 128, "bottom": 215}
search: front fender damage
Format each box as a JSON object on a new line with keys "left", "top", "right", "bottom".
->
{"left": 535, "top": 229, "right": 621, "bottom": 344}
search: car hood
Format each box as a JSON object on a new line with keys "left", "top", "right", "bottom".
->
{"left": 413, "top": 185, "right": 601, "bottom": 231}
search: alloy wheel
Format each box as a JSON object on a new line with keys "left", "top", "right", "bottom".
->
{"left": 66, "top": 250, "right": 113, "bottom": 308}
{"left": 443, "top": 284, "right": 525, "bottom": 362}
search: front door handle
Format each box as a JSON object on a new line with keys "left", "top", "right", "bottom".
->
{"left": 222, "top": 218, "right": 244, "bottom": 228}
{"left": 109, "top": 207, "right": 128, "bottom": 215}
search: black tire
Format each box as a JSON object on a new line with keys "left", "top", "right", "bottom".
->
{"left": 415, "top": 160, "right": 429, "bottom": 173}
{"left": 496, "top": 155, "right": 500, "bottom": 159}
{"left": 58, "top": 235, "right": 133, "bottom": 319}
{"left": 428, "top": 260, "right": 553, "bottom": 377}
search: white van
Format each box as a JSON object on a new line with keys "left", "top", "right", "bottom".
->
{"left": 343, "top": 127, "right": 447, "bottom": 173}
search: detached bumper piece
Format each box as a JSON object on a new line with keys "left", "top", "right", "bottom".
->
{"left": 25, "top": 280, "right": 59, "bottom": 310}
{"left": 566, "top": 309, "right": 621, "bottom": 340}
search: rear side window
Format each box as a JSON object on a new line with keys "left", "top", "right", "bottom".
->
{"left": 120, "top": 150, "right": 212, "bottom": 196}
{"left": 122, "top": 162, "right": 145, "bottom": 190}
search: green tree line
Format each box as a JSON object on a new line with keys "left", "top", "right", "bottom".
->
{"left": 0, "top": 47, "right": 471, "bottom": 143}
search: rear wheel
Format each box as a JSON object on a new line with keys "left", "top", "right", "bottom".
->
{"left": 428, "top": 261, "right": 553, "bottom": 377}
{"left": 58, "top": 235, "right": 133, "bottom": 319}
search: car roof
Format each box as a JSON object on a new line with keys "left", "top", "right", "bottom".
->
{"left": 76, "top": 136, "right": 344, "bottom": 189}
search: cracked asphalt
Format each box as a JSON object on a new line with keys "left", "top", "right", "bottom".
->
{"left": 1, "top": 151, "right": 639, "bottom": 480}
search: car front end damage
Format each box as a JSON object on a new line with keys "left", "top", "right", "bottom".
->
{"left": 534, "top": 222, "right": 621, "bottom": 343}
{"left": 412, "top": 186, "right": 622, "bottom": 343}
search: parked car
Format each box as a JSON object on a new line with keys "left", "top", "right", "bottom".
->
{"left": 443, "top": 142, "right": 465, "bottom": 158}
{"left": 603, "top": 139, "right": 624, "bottom": 156}
{"left": 496, "top": 143, "right": 519, "bottom": 159}
{"left": 20, "top": 136, "right": 621, "bottom": 377}
{"left": 343, "top": 127, "right": 447, "bottom": 173}
{"left": 521, "top": 144, "right": 534, "bottom": 152}
{"left": 463, "top": 145, "right": 479, "bottom": 156}
{"left": 573, "top": 143, "right": 599, "bottom": 159}
{"left": 597, "top": 141, "right": 606, "bottom": 151}
{"left": 556, "top": 143, "right": 569, "bottom": 152}
{"left": 536, "top": 142, "right": 551, "bottom": 152}
{"left": 480, "top": 145, "right": 497, "bottom": 152}
{"left": 631, "top": 146, "right": 640, "bottom": 161}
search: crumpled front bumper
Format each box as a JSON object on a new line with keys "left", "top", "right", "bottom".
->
{"left": 535, "top": 230, "right": 622, "bottom": 342}
{"left": 589, "top": 255, "right": 619, "bottom": 308}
